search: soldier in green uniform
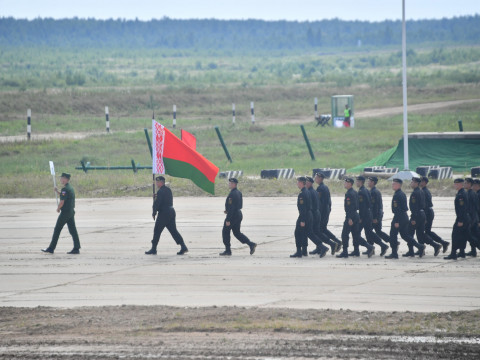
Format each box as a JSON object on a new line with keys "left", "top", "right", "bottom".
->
{"left": 42, "top": 173, "right": 81, "bottom": 254}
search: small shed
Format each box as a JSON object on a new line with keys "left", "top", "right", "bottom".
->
{"left": 331, "top": 95, "right": 354, "bottom": 128}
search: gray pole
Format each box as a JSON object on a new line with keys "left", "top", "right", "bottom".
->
{"left": 27, "top": 109, "right": 31, "bottom": 140}
{"left": 232, "top": 103, "right": 236, "bottom": 124}
{"left": 314, "top": 98, "right": 318, "bottom": 118}
{"left": 105, "top": 106, "right": 110, "bottom": 133}
{"left": 300, "top": 125, "right": 315, "bottom": 161}
{"left": 173, "top": 105, "right": 177, "bottom": 128}
{"left": 251, "top": 102, "right": 255, "bottom": 124}
{"left": 214, "top": 126, "right": 233, "bottom": 163}
{"left": 402, "top": 0, "right": 409, "bottom": 170}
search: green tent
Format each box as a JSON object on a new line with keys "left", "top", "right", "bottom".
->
{"left": 349, "top": 132, "right": 480, "bottom": 174}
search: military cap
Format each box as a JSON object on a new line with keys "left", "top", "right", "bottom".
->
{"left": 228, "top": 177, "right": 238, "bottom": 183}
{"left": 454, "top": 178, "right": 464, "bottom": 183}
{"left": 306, "top": 176, "right": 314, "bottom": 183}
{"left": 297, "top": 176, "right": 307, "bottom": 183}
{"left": 421, "top": 176, "right": 429, "bottom": 183}
{"left": 411, "top": 177, "right": 421, "bottom": 183}
{"left": 392, "top": 178, "right": 403, "bottom": 184}
{"left": 465, "top": 177, "right": 473, "bottom": 184}
{"left": 155, "top": 176, "right": 165, "bottom": 181}
{"left": 356, "top": 175, "right": 365, "bottom": 182}
{"left": 315, "top": 172, "right": 326, "bottom": 178}
{"left": 60, "top": 172, "right": 71, "bottom": 179}
{"left": 344, "top": 177, "right": 354, "bottom": 184}
{"left": 368, "top": 176, "right": 378, "bottom": 183}
{"left": 473, "top": 179, "right": 480, "bottom": 185}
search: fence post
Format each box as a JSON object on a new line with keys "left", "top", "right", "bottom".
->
{"left": 232, "top": 103, "right": 236, "bottom": 124}
{"left": 173, "top": 105, "right": 177, "bottom": 128}
{"left": 27, "top": 109, "right": 31, "bottom": 140}
{"left": 105, "top": 106, "right": 110, "bottom": 132}
{"left": 251, "top": 101, "right": 255, "bottom": 124}
{"left": 214, "top": 126, "right": 233, "bottom": 163}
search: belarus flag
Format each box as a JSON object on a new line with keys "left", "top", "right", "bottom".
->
{"left": 152, "top": 120, "right": 219, "bottom": 195}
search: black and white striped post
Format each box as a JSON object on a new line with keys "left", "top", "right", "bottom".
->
{"left": 27, "top": 109, "right": 31, "bottom": 140}
{"left": 105, "top": 106, "right": 110, "bottom": 133}
{"left": 314, "top": 98, "right": 318, "bottom": 118}
{"left": 173, "top": 105, "right": 177, "bottom": 128}
{"left": 232, "top": 103, "right": 236, "bottom": 124}
{"left": 250, "top": 101, "right": 255, "bottom": 124}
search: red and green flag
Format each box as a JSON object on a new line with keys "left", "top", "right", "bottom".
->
{"left": 152, "top": 120, "right": 219, "bottom": 194}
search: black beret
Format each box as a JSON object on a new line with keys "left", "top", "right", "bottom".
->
{"left": 465, "top": 177, "right": 473, "bottom": 184}
{"left": 155, "top": 176, "right": 165, "bottom": 181}
{"left": 392, "top": 178, "right": 403, "bottom": 184}
{"left": 315, "top": 172, "right": 326, "bottom": 178}
{"left": 60, "top": 172, "right": 71, "bottom": 179}
{"left": 344, "top": 177, "right": 354, "bottom": 184}
{"left": 228, "top": 177, "right": 238, "bottom": 183}
{"left": 306, "top": 176, "right": 314, "bottom": 183}
{"left": 421, "top": 176, "right": 429, "bottom": 183}
{"left": 356, "top": 176, "right": 365, "bottom": 181}
{"left": 368, "top": 176, "right": 378, "bottom": 183}
{"left": 411, "top": 177, "right": 421, "bottom": 183}
{"left": 454, "top": 178, "right": 464, "bottom": 183}
{"left": 297, "top": 176, "right": 307, "bottom": 183}
{"left": 473, "top": 179, "right": 480, "bottom": 185}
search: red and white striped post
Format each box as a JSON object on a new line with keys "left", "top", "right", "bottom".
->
{"left": 105, "top": 106, "right": 110, "bottom": 132}
{"left": 232, "top": 103, "right": 236, "bottom": 124}
{"left": 173, "top": 105, "right": 177, "bottom": 128}
{"left": 250, "top": 101, "right": 255, "bottom": 124}
{"left": 27, "top": 109, "right": 31, "bottom": 140}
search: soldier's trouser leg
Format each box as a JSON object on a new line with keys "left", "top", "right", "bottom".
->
{"left": 353, "top": 221, "right": 371, "bottom": 250}
{"left": 66, "top": 215, "right": 81, "bottom": 250}
{"left": 373, "top": 219, "right": 391, "bottom": 244}
{"left": 314, "top": 212, "right": 335, "bottom": 247}
{"left": 231, "top": 220, "right": 253, "bottom": 246}
{"left": 294, "top": 218, "right": 306, "bottom": 251}
{"left": 321, "top": 212, "right": 340, "bottom": 243}
{"left": 222, "top": 221, "right": 232, "bottom": 250}
{"left": 389, "top": 221, "right": 400, "bottom": 256}
{"left": 468, "top": 222, "right": 479, "bottom": 251}
{"left": 49, "top": 214, "right": 69, "bottom": 250}
{"left": 152, "top": 216, "right": 168, "bottom": 250}
{"left": 451, "top": 224, "right": 464, "bottom": 255}
{"left": 425, "top": 209, "right": 447, "bottom": 245}
{"left": 340, "top": 220, "right": 351, "bottom": 254}
{"left": 364, "top": 220, "right": 387, "bottom": 247}
{"left": 166, "top": 219, "right": 185, "bottom": 247}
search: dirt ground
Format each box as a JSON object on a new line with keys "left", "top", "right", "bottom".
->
{"left": 1, "top": 196, "right": 480, "bottom": 359}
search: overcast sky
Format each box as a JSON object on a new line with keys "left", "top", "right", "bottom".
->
{"left": 1, "top": 0, "right": 479, "bottom": 22}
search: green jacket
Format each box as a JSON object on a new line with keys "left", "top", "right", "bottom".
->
{"left": 60, "top": 182, "right": 75, "bottom": 216}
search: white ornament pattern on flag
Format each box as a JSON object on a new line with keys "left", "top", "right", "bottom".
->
{"left": 152, "top": 120, "right": 165, "bottom": 174}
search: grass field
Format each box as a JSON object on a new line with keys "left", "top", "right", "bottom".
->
{"left": 1, "top": 45, "right": 480, "bottom": 198}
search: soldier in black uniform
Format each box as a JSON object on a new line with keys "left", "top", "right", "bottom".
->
{"left": 356, "top": 176, "right": 389, "bottom": 256}
{"left": 473, "top": 179, "right": 480, "bottom": 241}
{"left": 367, "top": 176, "right": 391, "bottom": 246}
{"left": 42, "top": 173, "right": 81, "bottom": 254}
{"left": 291, "top": 177, "right": 315, "bottom": 258}
{"left": 420, "top": 176, "right": 450, "bottom": 253}
{"left": 406, "top": 177, "right": 442, "bottom": 257}
{"left": 464, "top": 178, "right": 480, "bottom": 257}
{"left": 220, "top": 178, "right": 257, "bottom": 256}
{"left": 336, "top": 177, "right": 374, "bottom": 258}
{"left": 314, "top": 172, "right": 342, "bottom": 249}
{"left": 306, "top": 176, "right": 336, "bottom": 256}
{"left": 445, "top": 178, "right": 470, "bottom": 260}
{"left": 385, "top": 178, "right": 426, "bottom": 259}
{"left": 145, "top": 176, "right": 188, "bottom": 255}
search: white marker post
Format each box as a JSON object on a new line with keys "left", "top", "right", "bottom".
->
{"left": 173, "top": 105, "right": 177, "bottom": 128}
{"left": 250, "top": 101, "right": 255, "bottom": 125}
{"left": 314, "top": 98, "right": 318, "bottom": 118}
{"left": 27, "top": 109, "right": 31, "bottom": 140}
{"left": 232, "top": 103, "right": 236, "bottom": 124}
{"left": 49, "top": 161, "right": 59, "bottom": 206}
{"left": 105, "top": 106, "right": 110, "bottom": 133}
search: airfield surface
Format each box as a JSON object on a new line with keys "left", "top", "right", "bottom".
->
{"left": 1, "top": 196, "right": 479, "bottom": 312}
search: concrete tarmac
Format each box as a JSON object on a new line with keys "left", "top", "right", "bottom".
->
{"left": 0, "top": 196, "right": 479, "bottom": 312}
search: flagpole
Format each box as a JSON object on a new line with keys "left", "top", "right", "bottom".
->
{"left": 49, "top": 161, "right": 59, "bottom": 206}
{"left": 151, "top": 112, "right": 156, "bottom": 204}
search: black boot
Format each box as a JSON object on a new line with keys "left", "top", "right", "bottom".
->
{"left": 219, "top": 249, "right": 232, "bottom": 256}
{"left": 290, "top": 249, "right": 302, "bottom": 258}
{"left": 249, "top": 242, "right": 257, "bottom": 255}
{"left": 145, "top": 248, "right": 157, "bottom": 255}
{"left": 302, "top": 247, "right": 308, "bottom": 257}
{"left": 177, "top": 245, "right": 188, "bottom": 255}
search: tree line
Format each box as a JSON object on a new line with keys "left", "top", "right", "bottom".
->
{"left": 0, "top": 16, "right": 479, "bottom": 52}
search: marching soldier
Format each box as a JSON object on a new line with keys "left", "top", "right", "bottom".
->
{"left": 314, "top": 172, "right": 342, "bottom": 249}
{"left": 306, "top": 176, "right": 336, "bottom": 256}
{"left": 464, "top": 178, "right": 480, "bottom": 257}
{"left": 406, "top": 177, "right": 442, "bottom": 257}
{"left": 367, "top": 176, "right": 391, "bottom": 246}
{"left": 336, "top": 177, "right": 374, "bottom": 258}
{"left": 145, "top": 176, "right": 188, "bottom": 256}
{"left": 220, "top": 178, "right": 256, "bottom": 256}
{"left": 385, "top": 178, "right": 425, "bottom": 259}
{"left": 42, "top": 172, "right": 81, "bottom": 254}
{"left": 291, "top": 177, "right": 316, "bottom": 258}
{"left": 445, "top": 178, "right": 470, "bottom": 260}
{"left": 420, "top": 176, "right": 450, "bottom": 253}
{"left": 356, "top": 176, "right": 389, "bottom": 256}
{"left": 473, "top": 179, "right": 480, "bottom": 239}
